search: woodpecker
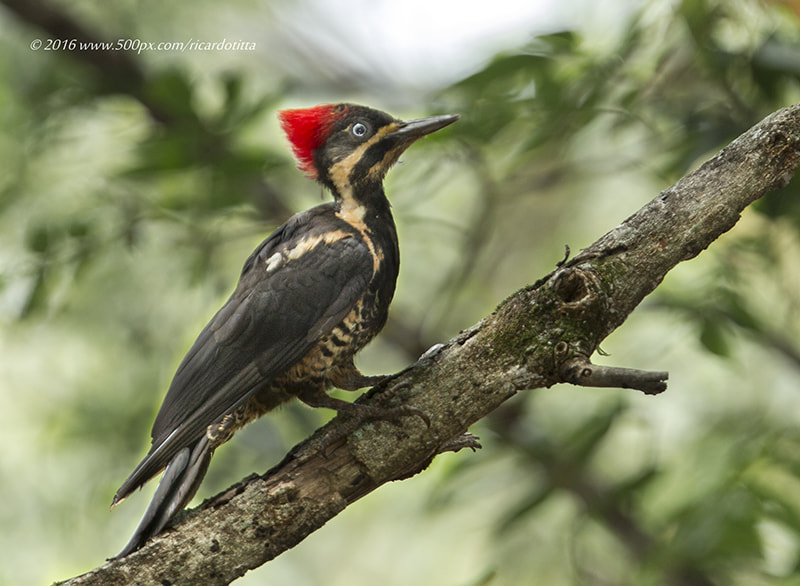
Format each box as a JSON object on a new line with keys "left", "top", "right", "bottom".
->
{"left": 111, "top": 103, "right": 459, "bottom": 557}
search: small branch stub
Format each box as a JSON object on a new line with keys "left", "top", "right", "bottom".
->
{"left": 561, "top": 357, "right": 668, "bottom": 395}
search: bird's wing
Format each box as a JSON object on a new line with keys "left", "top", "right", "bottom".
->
{"left": 115, "top": 216, "right": 372, "bottom": 501}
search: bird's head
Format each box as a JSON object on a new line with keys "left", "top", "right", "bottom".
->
{"left": 278, "top": 103, "right": 458, "bottom": 193}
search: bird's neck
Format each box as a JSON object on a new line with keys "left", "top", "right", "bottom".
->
{"left": 333, "top": 181, "right": 399, "bottom": 271}
{"left": 333, "top": 181, "right": 394, "bottom": 233}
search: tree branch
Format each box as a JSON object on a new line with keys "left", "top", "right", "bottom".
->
{"left": 58, "top": 103, "right": 800, "bottom": 585}
{"left": 560, "top": 356, "right": 668, "bottom": 395}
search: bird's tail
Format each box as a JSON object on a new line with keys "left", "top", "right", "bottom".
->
{"left": 114, "top": 436, "right": 211, "bottom": 558}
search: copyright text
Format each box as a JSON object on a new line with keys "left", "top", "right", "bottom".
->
{"left": 29, "top": 38, "right": 257, "bottom": 54}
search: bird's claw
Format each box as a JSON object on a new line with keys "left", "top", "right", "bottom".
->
{"left": 437, "top": 432, "right": 481, "bottom": 454}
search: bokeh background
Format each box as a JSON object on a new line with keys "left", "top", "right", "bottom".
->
{"left": 2, "top": 0, "right": 800, "bottom": 584}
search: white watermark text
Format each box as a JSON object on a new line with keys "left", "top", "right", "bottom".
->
{"left": 30, "top": 38, "right": 257, "bottom": 54}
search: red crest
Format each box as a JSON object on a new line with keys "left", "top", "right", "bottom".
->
{"left": 278, "top": 104, "right": 349, "bottom": 179}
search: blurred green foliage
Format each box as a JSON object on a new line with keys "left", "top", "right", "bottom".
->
{"left": 2, "top": 0, "right": 800, "bottom": 585}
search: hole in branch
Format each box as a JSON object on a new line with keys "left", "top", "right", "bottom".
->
{"left": 553, "top": 270, "right": 590, "bottom": 304}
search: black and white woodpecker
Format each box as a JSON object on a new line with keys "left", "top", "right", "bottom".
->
{"left": 111, "top": 103, "right": 459, "bottom": 557}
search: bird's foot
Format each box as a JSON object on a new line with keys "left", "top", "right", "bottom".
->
{"left": 299, "top": 386, "right": 430, "bottom": 453}
{"left": 437, "top": 432, "right": 482, "bottom": 454}
{"left": 300, "top": 387, "right": 430, "bottom": 427}
{"left": 340, "top": 373, "right": 389, "bottom": 390}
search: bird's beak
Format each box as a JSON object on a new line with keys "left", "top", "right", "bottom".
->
{"left": 390, "top": 114, "right": 460, "bottom": 140}
{"left": 368, "top": 113, "right": 459, "bottom": 179}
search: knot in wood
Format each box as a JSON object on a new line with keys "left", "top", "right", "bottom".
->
{"left": 554, "top": 341, "right": 570, "bottom": 358}
{"left": 560, "top": 355, "right": 590, "bottom": 385}
{"left": 550, "top": 267, "right": 600, "bottom": 309}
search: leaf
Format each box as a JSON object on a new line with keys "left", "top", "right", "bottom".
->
{"left": 698, "top": 317, "right": 731, "bottom": 357}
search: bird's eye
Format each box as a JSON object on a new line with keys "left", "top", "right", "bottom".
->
{"left": 351, "top": 122, "right": 368, "bottom": 137}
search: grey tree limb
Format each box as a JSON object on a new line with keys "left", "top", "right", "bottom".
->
{"left": 57, "top": 102, "right": 800, "bottom": 585}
